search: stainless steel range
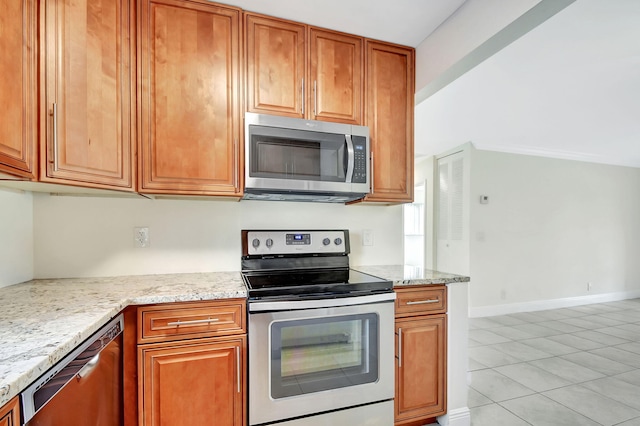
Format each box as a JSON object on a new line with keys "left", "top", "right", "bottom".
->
{"left": 242, "top": 229, "right": 395, "bottom": 426}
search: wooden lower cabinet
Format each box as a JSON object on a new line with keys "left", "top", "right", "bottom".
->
{"left": 0, "top": 396, "right": 20, "bottom": 426}
{"left": 394, "top": 286, "right": 447, "bottom": 425}
{"left": 139, "top": 337, "right": 245, "bottom": 426}
{"left": 137, "top": 300, "right": 246, "bottom": 426}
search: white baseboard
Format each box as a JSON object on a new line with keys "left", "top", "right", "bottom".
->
{"left": 469, "top": 290, "right": 640, "bottom": 318}
{"left": 437, "top": 407, "right": 471, "bottom": 426}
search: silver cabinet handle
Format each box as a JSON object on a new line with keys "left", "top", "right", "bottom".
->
{"left": 51, "top": 103, "right": 59, "bottom": 171}
{"left": 233, "top": 138, "right": 238, "bottom": 191}
{"left": 370, "top": 151, "right": 374, "bottom": 193}
{"left": 398, "top": 327, "right": 403, "bottom": 368}
{"left": 406, "top": 299, "right": 440, "bottom": 305}
{"left": 301, "top": 78, "right": 305, "bottom": 115}
{"left": 236, "top": 346, "right": 241, "bottom": 393}
{"left": 313, "top": 80, "right": 317, "bottom": 117}
{"left": 166, "top": 318, "right": 219, "bottom": 327}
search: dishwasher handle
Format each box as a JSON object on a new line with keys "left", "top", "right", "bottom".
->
{"left": 21, "top": 314, "right": 124, "bottom": 423}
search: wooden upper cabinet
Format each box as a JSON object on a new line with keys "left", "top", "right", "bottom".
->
{"left": 0, "top": 0, "right": 37, "bottom": 179}
{"left": 138, "top": 0, "right": 242, "bottom": 196}
{"left": 309, "top": 28, "right": 363, "bottom": 124}
{"left": 365, "top": 41, "right": 415, "bottom": 203}
{"left": 245, "top": 13, "right": 363, "bottom": 124}
{"left": 245, "top": 14, "right": 306, "bottom": 118}
{"left": 41, "top": 0, "right": 135, "bottom": 190}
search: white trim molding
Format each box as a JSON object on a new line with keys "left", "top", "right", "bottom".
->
{"left": 473, "top": 143, "right": 640, "bottom": 169}
{"left": 437, "top": 407, "right": 471, "bottom": 426}
{"left": 470, "top": 290, "right": 640, "bottom": 318}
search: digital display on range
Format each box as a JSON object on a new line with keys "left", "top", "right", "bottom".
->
{"left": 286, "top": 233, "right": 311, "bottom": 245}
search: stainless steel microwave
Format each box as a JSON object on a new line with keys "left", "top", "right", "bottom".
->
{"left": 243, "top": 113, "right": 370, "bottom": 203}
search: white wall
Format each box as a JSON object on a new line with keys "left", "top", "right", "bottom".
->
{"left": 32, "top": 194, "right": 403, "bottom": 278}
{"left": 469, "top": 150, "right": 640, "bottom": 313}
{"left": 0, "top": 189, "right": 34, "bottom": 287}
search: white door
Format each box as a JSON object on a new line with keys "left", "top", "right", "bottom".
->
{"left": 436, "top": 150, "right": 469, "bottom": 275}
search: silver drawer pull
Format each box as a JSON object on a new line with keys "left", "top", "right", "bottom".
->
{"left": 167, "top": 318, "right": 220, "bottom": 327}
{"left": 406, "top": 299, "right": 439, "bottom": 305}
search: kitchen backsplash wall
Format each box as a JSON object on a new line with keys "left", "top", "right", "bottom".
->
{"left": 0, "top": 190, "right": 34, "bottom": 287}
{"left": 31, "top": 194, "right": 403, "bottom": 279}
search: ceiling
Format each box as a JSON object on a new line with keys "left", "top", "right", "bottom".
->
{"left": 217, "top": 0, "right": 467, "bottom": 47}
{"left": 415, "top": 0, "right": 640, "bottom": 168}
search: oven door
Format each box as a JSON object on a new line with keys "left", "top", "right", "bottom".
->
{"left": 248, "top": 294, "right": 395, "bottom": 425}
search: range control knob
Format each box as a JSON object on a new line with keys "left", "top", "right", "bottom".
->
{"left": 322, "top": 238, "right": 331, "bottom": 246}
{"left": 266, "top": 238, "right": 273, "bottom": 248}
{"left": 334, "top": 237, "right": 343, "bottom": 246}
{"left": 252, "top": 238, "right": 260, "bottom": 248}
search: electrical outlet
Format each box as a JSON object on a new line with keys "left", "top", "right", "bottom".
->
{"left": 363, "top": 230, "right": 374, "bottom": 246}
{"left": 134, "top": 227, "right": 149, "bottom": 248}
{"left": 587, "top": 282, "right": 592, "bottom": 292}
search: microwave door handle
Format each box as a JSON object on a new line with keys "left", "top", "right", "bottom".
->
{"left": 345, "top": 135, "right": 355, "bottom": 183}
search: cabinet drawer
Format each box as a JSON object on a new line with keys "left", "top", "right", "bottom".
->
{"left": 138, "top": 299, "right": 246, "bottom": 343}
{"left": 395, "top": 286, "right": 446, "bottom": 317}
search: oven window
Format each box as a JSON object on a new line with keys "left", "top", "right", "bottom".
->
{"left": 270, "top": 313, "right": 378, "bottom": 398}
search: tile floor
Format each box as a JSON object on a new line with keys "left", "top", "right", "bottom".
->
{"left": 468, "top": 298, "right": 640, "bottom": 426}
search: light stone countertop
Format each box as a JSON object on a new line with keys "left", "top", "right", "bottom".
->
{"left": 353, "top": 265, "right": 470, "bottom": 286}
{"left": 0, "top": 265, "right": 468, "bottom": 407}
{"left": 0, "top": 272, "right": 246, "bottom": 406}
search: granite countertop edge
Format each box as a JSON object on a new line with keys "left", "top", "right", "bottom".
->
{"left": 353, "top": 265, "right": 470, "bottom": 287}
{"left": 0, "top": 266, "right": 469, "bottom": 406}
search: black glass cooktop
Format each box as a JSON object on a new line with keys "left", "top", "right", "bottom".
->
{"left": 242, "top": 268, "right": 392, "bottom": 300}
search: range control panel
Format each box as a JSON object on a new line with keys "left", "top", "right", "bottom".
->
{"left": 244, "top": 230, "right": 349, "bottom": 256}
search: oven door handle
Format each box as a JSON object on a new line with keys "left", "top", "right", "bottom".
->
{"left": 248, "top": 292, "right": 396, "bottom": 312}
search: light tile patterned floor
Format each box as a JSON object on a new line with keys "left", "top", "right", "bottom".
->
{"left": 469, "top": 299, "right": 640, "bottom": 426}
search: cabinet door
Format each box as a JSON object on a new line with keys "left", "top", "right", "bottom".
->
{"left": 42, "top": 0, "right": 135, "bottom": 189}
{"left": 138, "top": 0, "right": 242, "bottom": 196}
{"left": 0, "top": 0, "right": 37, "bottom": 179}
{"left": 365, "top": 41, "right": 415, "bottom": 203}
{"left": 309, "top": 28, "right": 363, "bottom": 124}
{"left": 0, "top": 396, "right": 20, "bottom": 426}
{"left": 140, "top": 337, "right": 245, "bottom": 426}
{"left": 245, "top": 13, "right": 306, "bottom": 118}
{"left": 395, "top": 315, "right": 446, "bottom": 423}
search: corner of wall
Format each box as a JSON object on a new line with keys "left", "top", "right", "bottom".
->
{"left": 0, "top": 189, "right": 34, "bottom": 287}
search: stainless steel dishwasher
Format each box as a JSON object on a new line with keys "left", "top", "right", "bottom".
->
{"left": 21, "top": 314, "right": 124, "bottom": 426}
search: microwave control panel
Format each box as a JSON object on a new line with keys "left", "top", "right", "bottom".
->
{"left": 352, "top": 136, "right": 367, "bottom": 184}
